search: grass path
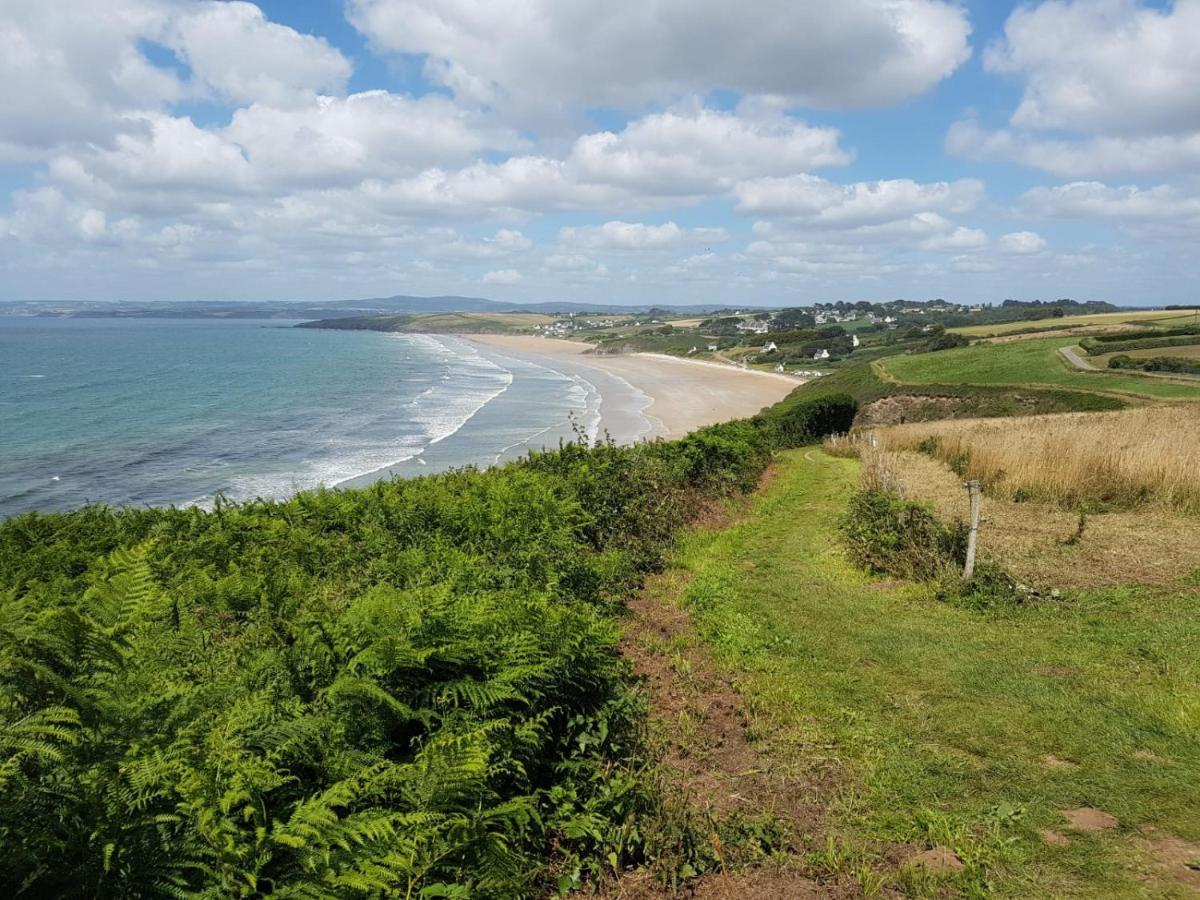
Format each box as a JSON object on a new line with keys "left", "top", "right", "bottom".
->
{"left": 663, "top": 450, "right": 1200, "bottom": 896}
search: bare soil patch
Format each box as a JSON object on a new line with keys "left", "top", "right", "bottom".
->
{"left": 1134, "top": 832, "right": 1200, "bottom": 891}
{"left": 904, "top": 847, "right": 964, "bottom": 874}
{"left": 1041, "top": 754, "right": 1079, "bottom": 771}
{"left": 1061, "top": 807, "right": 1119, "bottom": 833}
{"left": 1040, "top": 829, "right": 1071, "bottom": 846}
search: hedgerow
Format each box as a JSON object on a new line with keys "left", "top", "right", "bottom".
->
{"left": 0, "top": 395, "right": 854, "bottom": 897}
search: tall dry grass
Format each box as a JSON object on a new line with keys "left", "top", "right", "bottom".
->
{"left": 874, "top": 406, "right": 1200, "bottom": 514}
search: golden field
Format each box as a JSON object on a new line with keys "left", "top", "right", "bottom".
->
{"left": 873, "top": 405, "right": 1200, "bottom": 514}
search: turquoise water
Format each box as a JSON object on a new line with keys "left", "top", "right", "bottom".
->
{"left": 0, "top": 318, "right": 650, "bottom": 518}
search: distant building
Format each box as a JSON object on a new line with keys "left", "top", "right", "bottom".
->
{"left": 763, "top": 341, "right": 778, "bottom": 352}
{"left": 813, "top": 348, "right": 830, "bottom": 360}
{"left": 851, "top": 334, "right": 860, "bottom": 347}
{"left": 706, "top": 343, "right": 719, "bottom": 351}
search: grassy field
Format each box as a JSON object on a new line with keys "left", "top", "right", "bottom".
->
{"left": 664, "top": 450, "right": 1200, "bottom": 896}
{"left": 879, "top": 337, "right": 1200, "bottom": 400}
{"left": 874, "top": 407, "right": 1200, "bottom": 514}
{"left": 949, "top": 310, "right": 1196, "bottom": 338}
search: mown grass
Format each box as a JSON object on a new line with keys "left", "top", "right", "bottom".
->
{"left": 879, "top": 337, "right": 1200, "bottom": 400}
{"left": 669, "top": 450, "right": 1200, "bottom": 897}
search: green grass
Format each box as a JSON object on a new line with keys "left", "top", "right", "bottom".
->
{"left": 880, "top": 338, "right": 1200, "bottom": 400}
{"left": 669, "top": 450, "right": 1200, "bottom": 896}
{"left": 780, "top": 362, "right": 1126, "bottom": 418}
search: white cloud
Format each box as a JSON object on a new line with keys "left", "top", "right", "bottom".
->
{"left": 950, "top": 1, "right": 1200, "bottom": 176}
{"left": 985, "top": 0, "right": 1200, "bottom": 137}
{"left": 481, "top": 268, "right": 521, "bottom": 284}
{"left": 921, "top": 226, "right": 989, "bottom": 252}
{"left": 998, "top": 231, "right": 1047, "bottom": 255}
{"left": 946, "top": 117, "right": 1200, "bottom": 177}
{"left": 167, "top": 1, "right": 351, "bottom": 106}
{"left": 0, "top": 0, "right": 181, "bottom": 159}
{"left": 734, "top": 174, "right": 984, "bottom": 225}
{"left": 225, "top": 92, "right": 516, "bottom": 187}
{"left": 349, "top": 0, "right": 970, "bottom": 119}
{"left": 559, "top": 221, "right": 728, "bottom": 251}
{"left": 567, "top": 102, "right": 850, "bottom": 195}
{"left": 1021, "top": 182, "right": 1200, "bottom": 226}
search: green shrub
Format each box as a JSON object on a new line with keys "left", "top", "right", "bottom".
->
{"left": 758, "top": 393, "right": 858, "bottom": 447}
{"left": 1108, "top": 354, "right": 1200, "bottom": 375}
{"left": 840, "top": 490, "right": 967, "bottom": 582}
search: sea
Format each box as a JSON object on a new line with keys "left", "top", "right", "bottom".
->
{"left": 0, "top": 317, "right": 656, "bottom": 519}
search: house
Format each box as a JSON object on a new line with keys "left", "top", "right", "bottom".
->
{"left": 762, "top": 341, "right": 778, "bottom": 353}
{"left": 687, "top": 346, "right": 698, "bottom": 355}
{"left": 851, "top": 334, "right": 860, "bottom": 348}
{"left": 813, "top": 348, "right": 830, "bottom": 360}
{"left": 775, "top": 363, "right": 785, "bottom": 373}
{"left": 706, "top": 343, "right": 719, "bottom": 352}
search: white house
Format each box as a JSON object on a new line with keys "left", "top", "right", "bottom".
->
{"left": 851, "top": 334, "right": 860, "bottom": 348}
{"left": 762, "top": 341, "right": 778, "bottom": 353}
{"left": 707, "top": 344, "right": 719, "bottom": 351}
{"left": 813, "top": 348, "right": 831, "bottom": 360}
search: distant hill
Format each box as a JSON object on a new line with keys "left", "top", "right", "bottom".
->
{"left": 0, "top": 295, "right": 762, "bottom": 319}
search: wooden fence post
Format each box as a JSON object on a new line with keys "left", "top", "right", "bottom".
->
{"left": 963, "top": 480, "right": 982, "bottom": 580}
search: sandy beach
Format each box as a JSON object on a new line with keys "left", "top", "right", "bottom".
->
{"left": 469, "top": 334, "right": 801, "bottom": 440}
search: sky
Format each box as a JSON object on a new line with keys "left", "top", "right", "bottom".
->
{"left": 1, "top": 0, "right": 1198, "bottom": 307}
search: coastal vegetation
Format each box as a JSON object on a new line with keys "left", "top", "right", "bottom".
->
{"left": 0, "top": 395, "right": 854, "bottom": 896}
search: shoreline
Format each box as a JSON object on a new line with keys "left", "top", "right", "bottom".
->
{"left": 466, "top": 334, "right": 802, "bottom": 440}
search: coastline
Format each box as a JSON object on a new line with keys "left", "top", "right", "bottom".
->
{"left": 466, "top": 334, "right": 802, "bottom": 440}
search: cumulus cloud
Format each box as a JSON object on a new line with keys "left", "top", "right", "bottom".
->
{"left": 0, "top": 0, "right": 180, "bottom": 159}
{"left": 225, "top": 92, "right": 518, "bottom": 187}
{"left": 166, "top": 2, "right": 350, "bottom": 106}
{"left": 734, "top": 175, "right": 984, "bottom": 225}
{"left": 947, "top": 117, "right": 1200, "bottom": 178}
{"left": 348, "top": 0, "right": 970, "bottom": 118}
{"left": 481, "top": 268, "right": 521, "bottom": 284}
{"left": 559, "top": 221, "right": 728, "bottom": 251}
{"left": 566, "top": 102, "right": 850, "bottom": 195}
{"left": 998, "top": 231, "right": 1047, "bottom": 255}
{"left": 950, "top": 0, "right": 1200, "bottom": 176}
{"left": 1021, "top": 182, "right": 1200, "bottom": 225}
{"left": 985, "top": 0, "right": 1200, "bottom": 137}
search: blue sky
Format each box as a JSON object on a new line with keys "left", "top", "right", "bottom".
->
{"left": 1, "top": 0, "right": 1197, "bottom": 306}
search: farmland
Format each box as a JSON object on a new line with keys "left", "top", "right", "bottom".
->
{"left": 878, "top": 337, "right": 1200, "bottom": 400}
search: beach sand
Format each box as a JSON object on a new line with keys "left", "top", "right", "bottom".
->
{"left": 468, "top": 335, "right": 802, "bottom": 440}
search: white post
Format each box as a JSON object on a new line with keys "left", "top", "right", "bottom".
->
{"left": 963, "top": 480, "right": 981, "bottom": 580}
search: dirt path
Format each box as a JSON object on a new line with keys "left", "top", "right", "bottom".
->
{"left": 605, "top": 489, "right": 844, "bottom": 898}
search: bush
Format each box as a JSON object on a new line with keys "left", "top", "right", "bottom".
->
{"left": 840, "top": 489, "right": 967, "bottom": 582}
{"left": 758, "top": 393, "right": 858, "bottom": 448}
{"left": 1108, "top": 354, "right": 1200, "bottom": 375}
